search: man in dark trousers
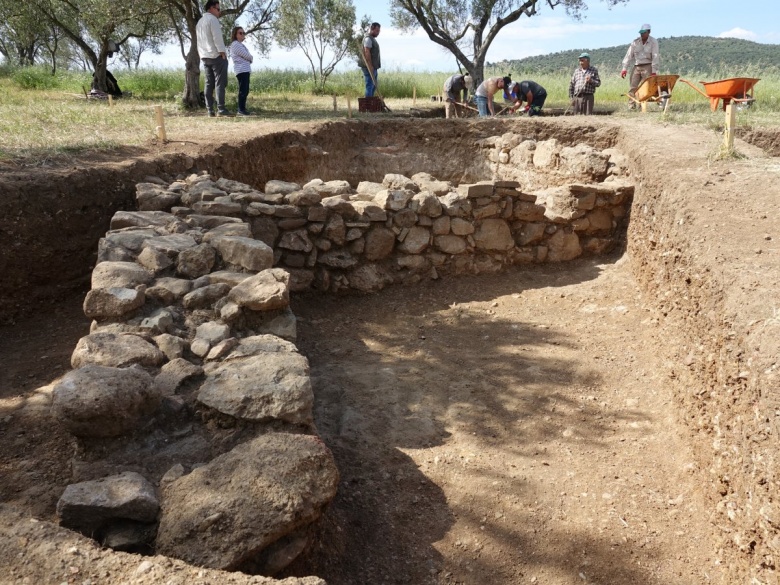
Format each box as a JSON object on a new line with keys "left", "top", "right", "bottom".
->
{"left": 569, "top": 53, "right": 601, "bottom": 115}
{"left": 196, "top": 0, "right": 231, "bottom": 116}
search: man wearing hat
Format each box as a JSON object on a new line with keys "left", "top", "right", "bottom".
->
{"left": 443, "top": 73, "right": 473, "bottom": 118}
{"left": 569, "top": 52, "right": 601, "bottom": 115}
{"left": 621, "top": 24, "right": 660, "bottom": 109}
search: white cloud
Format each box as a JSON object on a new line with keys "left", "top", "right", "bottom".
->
{"left": 717, "top": 28, "right": 757, "bottom": 41}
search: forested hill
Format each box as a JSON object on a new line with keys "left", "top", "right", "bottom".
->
{"left": 490, "top": 36, "right": 779, "bottom": 76}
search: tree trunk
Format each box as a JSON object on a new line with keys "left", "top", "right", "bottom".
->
{"left": 471, "top": 54, "right": 486, "bottom": 90}
{"left": 92, "top": 44, "right": 109, "bottom": 92}
{"left": 183, "top": 42, "right": 202, "bottom": 108}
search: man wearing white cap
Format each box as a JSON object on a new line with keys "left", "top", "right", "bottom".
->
{"left": 621, "top": 24, "right": 659, "bottom": 109}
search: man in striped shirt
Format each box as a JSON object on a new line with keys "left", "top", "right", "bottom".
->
{"left": 569, "top": 53, "right": 601, "bottom": 115}
{"left": 621, "top": 24, "right": 660, "bottom": 110}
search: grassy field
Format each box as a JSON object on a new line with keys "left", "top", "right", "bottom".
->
{"left": 0, "top": 65, "right": 778, "bottom": 164}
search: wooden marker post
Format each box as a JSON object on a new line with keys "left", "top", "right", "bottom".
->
{"left": 154, "top": 105, "right": 167, "bottom": 143}
{"left": 108, "top": 95, "right": 114, "bottom": 107}
{"left": 413, "top": 86, "right": 417, "bottom": 106}
{"left": 723, "top": 102, "right": 736, "bottom": 153}
{"left": 347, "top": 96, "right": 352, "bottom": 118}
{"left": 333, "top": 94, "right": 337, "bottom": 111}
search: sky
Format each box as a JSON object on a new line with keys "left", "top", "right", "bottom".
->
{"left": 141, "top": 0, "right": 780, "bottom": 72}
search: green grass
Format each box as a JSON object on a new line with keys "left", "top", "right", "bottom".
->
{"left": 0, "top": 65, "right": 778, "bottom": 165}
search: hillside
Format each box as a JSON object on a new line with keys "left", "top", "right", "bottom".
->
{"left": 491, "top": 35, "right": 779, "bottom": 76}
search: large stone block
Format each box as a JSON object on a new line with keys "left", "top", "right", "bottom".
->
{"left": 177, "top": 243, "right": 216, "bottom": 278}
{"left": 375, "top": 189, "right": 413, "bottom": 211}
{"left": 474, "top": 219, "right": 514, "bottom": 251}
{"left": 52, "top": 365, "right": 160, "bottom": 437}
{"left": 435, "top": 235, "right": 468, "bottom": 255}
{"left": 227, "top": 268, "right": 290, "bottom": 311}
{"left": 84, "top": 287, "right": 145, "bottom": 320}
{"left": 546, "top": 229, "right": 582, "bottom": 262}
{"left": 71, "top": 332, "right": 164, "bottom": 369}
{"left": 156, "top": 434, "right": 338, "bottom": 572}
{"left": 398, "top": 226, "right": 430, "bottom": 254}
{"left": 559, "top": 144, "right": 609, "bottom": 180}
{"left": 92, "top": 262, "right": 154, "bottom": 290}
{"left": 198, "top": 350, "right": 311, "bottom": 423}
{"left": 212, "top": 236, "right": 274, "bottom": 272}
{"left": 57, "top": 472, "right": 159, "bottom": 534}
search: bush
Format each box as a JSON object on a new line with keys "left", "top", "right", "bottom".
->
{"left": 12, "top": 66, "right": 62, "bottom": 90}
{"left": 119, "top": 69, "right": 183, "bottom": 100}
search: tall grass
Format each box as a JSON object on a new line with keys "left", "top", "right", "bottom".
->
{"left": 3, "top": 64, "right": 776, "bottom": 107}
{"left": 0, "top": 63, "right": 778, "bottom": 164}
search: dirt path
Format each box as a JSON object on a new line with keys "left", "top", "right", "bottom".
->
{"left": 283, "top": 253, "right": 722, "bottom": 585}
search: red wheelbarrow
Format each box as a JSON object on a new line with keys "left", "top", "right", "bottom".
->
{"left": 679, "top": 77, "right": 760, "bottom": 111}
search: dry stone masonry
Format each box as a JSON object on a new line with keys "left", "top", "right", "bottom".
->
{"left": 49, "top": 135, "right": 633, "bottom": 577}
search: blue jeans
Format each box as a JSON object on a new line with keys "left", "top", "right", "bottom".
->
{"left": 202, "top": 56, "right": 228, "bottom": 112}
{"left": 475, "top": 95, "right": 490, "bottom": 117}
{"left": 236, "top": 72, "right": 250, "bottom": 112}
{"left": 363, "top": 68, "right": 377, "bottom": 97}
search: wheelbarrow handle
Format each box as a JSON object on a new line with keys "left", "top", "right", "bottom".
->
{"left": 679, "top": 78, "right": 709, "bottom": 98}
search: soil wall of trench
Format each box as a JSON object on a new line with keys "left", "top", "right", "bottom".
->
{"left": 1, "top": 117, "right": 777, "bottom": 583}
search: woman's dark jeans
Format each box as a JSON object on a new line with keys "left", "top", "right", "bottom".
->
{"left": 236, "top": 72, "right": 250, "bottom": 112}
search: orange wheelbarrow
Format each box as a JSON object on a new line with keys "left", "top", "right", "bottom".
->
{"left": 679, "top": 77, "right": 760, "bottom": 111}
{"left": 625, "top": 74, "right": 680, "bottom": 112}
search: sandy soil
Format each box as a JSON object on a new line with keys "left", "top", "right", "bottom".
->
{"left": 0, "top": 114, "right": 778, "bottom": 584}
{"left": 281, "top": 254, "right": 721, "bottom": 585}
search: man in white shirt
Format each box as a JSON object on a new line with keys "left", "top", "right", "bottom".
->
{"left": 621, "top": 24, "right": 660, "bottom": 110}
{"left": 196, "top": 0, "right": 230, "bottom": 116}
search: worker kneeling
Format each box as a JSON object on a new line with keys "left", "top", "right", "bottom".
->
{"left": 506, "top": 80, "right": 547, "bottom": 116}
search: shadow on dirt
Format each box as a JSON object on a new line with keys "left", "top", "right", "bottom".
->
{"left": 284, "top": 255, "right": 658, "bottom": 585}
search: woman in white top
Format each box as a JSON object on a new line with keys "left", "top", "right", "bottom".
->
{"left": 229, "top": 27, "right": 253, "bottom": 116}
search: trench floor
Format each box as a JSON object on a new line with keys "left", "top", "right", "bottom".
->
{"left": 284, "top": 254, "right": 722, "bottom": 585}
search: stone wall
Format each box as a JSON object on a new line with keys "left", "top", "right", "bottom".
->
{"left": 125, "top": 137, "right": 633, "bottom": 296}
{"left": 0, "top": 119, "right": 620, "bottom": 323}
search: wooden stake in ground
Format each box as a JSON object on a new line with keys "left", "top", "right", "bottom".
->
{"left": 154, "top": 105, "right": 167, "bottom": 143}
{"left": 722, "top": 102, "right": 736, "bottom": 154}
{"left": 413, "top": 86, "right": 416, "bottom": 106}
{"left": 333, "top": 94, "right": 337, "bottom": 111}
{"left": 347, "top": 96, "right": 352, "bottom": 118}
{"left": 108, "top": 95, "right": 114, "bottom": 107}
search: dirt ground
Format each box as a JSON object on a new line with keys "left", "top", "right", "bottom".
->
{"left": 0, "top": 115, "right": 778, "bottom": 584}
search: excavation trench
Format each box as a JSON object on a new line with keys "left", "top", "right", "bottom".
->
{"left": 0, "top": 118, "right": 777, "bottom": 584}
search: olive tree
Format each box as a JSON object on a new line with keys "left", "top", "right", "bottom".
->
{"left": 0, "top": 2, "right": 39, "bottom": 66}
{"left": 390, "top": 0, "right": 629, "bottom": 88}
{"left": 274, "top": 0, "right": 357, "bottom": 92}
{"left": 27, "top": 0, "right": 168, "bottom": 91}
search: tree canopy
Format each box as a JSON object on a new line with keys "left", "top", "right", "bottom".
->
{"left": 390, "top": 0, "right": 628, "bottom": 87}
{"left": 274, "top": 0, "right": 357, "bottom": 92}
